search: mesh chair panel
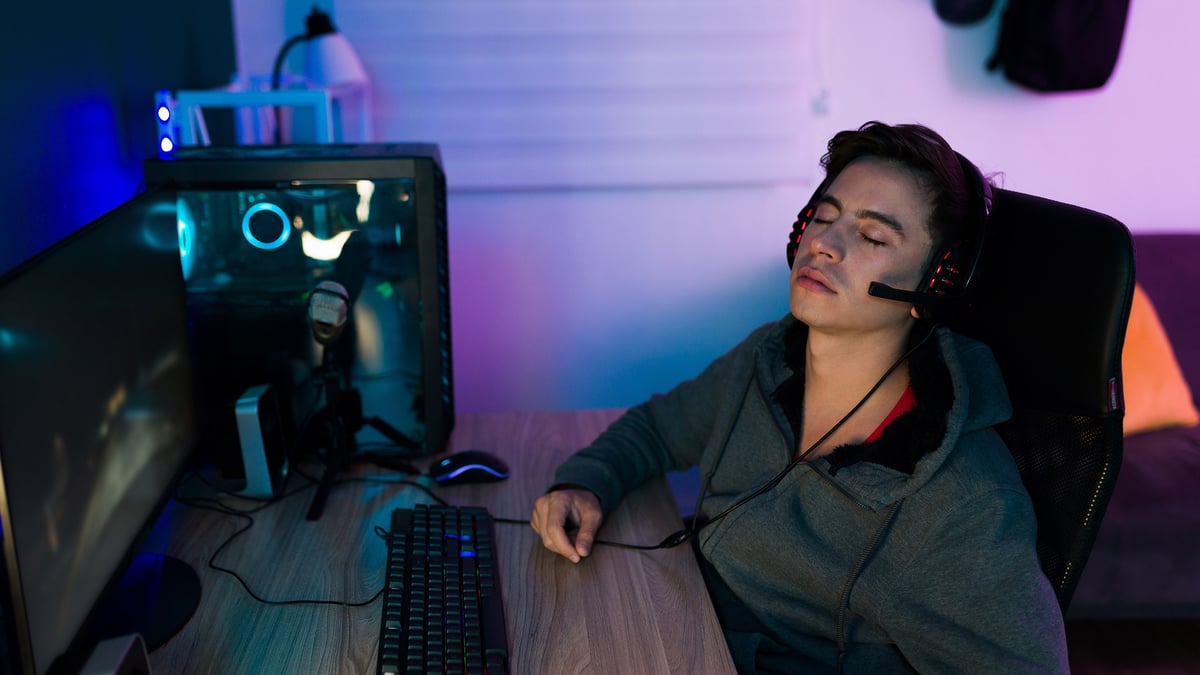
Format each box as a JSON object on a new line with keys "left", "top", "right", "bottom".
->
{"left": 998, "top": 411, "right": 1123, "bottom": 610}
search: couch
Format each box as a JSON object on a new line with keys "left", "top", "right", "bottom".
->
{"left": 1069, "top": 233, "right": 1200, "bottom": 618}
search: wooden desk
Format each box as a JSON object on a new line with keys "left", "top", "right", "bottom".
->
{"left": 148, "top": 410, "right": 736, "bottom": 674}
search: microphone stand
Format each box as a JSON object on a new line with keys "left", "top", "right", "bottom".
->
{"left": 304, "top": 329, "right": 423, "bottom": 521}
{"left": 305, "top": 343, "right": 354, "bottom": 521}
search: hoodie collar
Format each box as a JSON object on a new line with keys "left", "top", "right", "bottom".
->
{"left": 753, "top": 315, "right": 1013, "bottom": 509}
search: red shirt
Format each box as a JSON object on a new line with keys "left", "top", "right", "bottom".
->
{"left": 865, "top": 384, "right": 916, "bottom": 443}
{"left": 794, "top": 384, "right": 917, "bottom": 461}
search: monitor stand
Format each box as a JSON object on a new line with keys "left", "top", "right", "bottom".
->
{"left": 97, "top": 554, "right": 201, "bottom": 650}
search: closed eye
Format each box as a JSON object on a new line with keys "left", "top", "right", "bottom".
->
{"left": 859, "top": 232, "right": 886, "bottom": 247}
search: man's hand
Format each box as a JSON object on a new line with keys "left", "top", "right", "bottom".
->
{"left": 530, "top": 488, "right": 603, "bottom": 563}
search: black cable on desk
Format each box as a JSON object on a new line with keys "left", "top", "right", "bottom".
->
{"left": 174, "top": 468, "right": 437, "bottom": 608}
{"left": 493, "top": 516, "right": 692, "bottom": 552}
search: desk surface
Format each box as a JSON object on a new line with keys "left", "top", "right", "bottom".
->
{"left": 149, "top": 409, "right": 736, "bottom": 674}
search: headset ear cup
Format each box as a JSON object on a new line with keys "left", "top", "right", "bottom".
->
{"left": 918, "top": 153, "right": 991, "bottom": 309}
{"left": 942, "top": 152, "right": 991, "bottom": 300}
{"left": 919, "top": 245, "right": 963, "bottom": 297}
{"left": 787, "top": 204, "right": 816, "bottom": 269}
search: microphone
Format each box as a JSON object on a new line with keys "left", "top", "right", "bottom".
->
{"left": 868, "top": 281, "right": 953, "bottom": 306}
{"left": 329, "top": 230, "right": 372, "bottom": 305}
{"left": 868, "top": 281, "right": 967, "bottom": 306}
{"left": 308, "top": 280, "right": 351, "bottom": 346}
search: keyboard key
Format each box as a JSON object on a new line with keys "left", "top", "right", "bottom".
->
{"left": 480, "top": 594, "right": 508, "bottom": 658}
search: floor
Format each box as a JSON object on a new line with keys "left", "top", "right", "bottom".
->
{"left": 1067, "top": 619, "right": 1200, "bottom": 674}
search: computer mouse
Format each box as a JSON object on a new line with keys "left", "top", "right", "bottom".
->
{"left": 428, "top": 449, "right": 510, "bottom": 486}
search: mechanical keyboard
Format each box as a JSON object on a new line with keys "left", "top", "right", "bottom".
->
{"left": 377, "top": 504, "right": 510, "bottom": 675}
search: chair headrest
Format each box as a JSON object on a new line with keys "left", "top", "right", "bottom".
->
{"left": 942, "top": 189, "right": 1135, "bottom": 416}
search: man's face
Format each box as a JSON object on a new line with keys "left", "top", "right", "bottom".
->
{"left": 788, "top": 157, "right": 935, "bottom": 337}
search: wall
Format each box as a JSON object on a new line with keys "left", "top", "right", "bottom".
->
{"left": 232, "top": 0, "right": 1200, "bottom": 413}
{"left": 800, "top": 0, "right": 1200, "bottom": 229}
{"left": 0, "top": 2, "right": 237, "bottom": 277}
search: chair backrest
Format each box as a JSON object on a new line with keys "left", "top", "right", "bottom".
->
{"left": 943, "top": 188, "right": 1135, "bottom": 612}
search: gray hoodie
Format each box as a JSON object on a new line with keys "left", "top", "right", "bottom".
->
{"left": 553, "top": 315, "right": 1068, "bottom": 673}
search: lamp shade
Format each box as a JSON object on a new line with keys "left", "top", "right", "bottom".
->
{"left": 305, "top": 32, "right": 369, "bottom": 89}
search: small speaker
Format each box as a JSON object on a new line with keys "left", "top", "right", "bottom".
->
{"left": 234, "top": 384, "right": 289, "bottom": 498}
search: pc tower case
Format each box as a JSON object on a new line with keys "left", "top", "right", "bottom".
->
{"left": 144, "top": 144, "right": 453, "bottom": 470}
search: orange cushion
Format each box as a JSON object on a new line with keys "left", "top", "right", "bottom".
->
{"left": 1122, "top": 283, "right": 1200, "bottom": 435}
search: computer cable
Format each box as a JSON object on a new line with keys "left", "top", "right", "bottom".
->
{"left": 174, "top": 468, "right": 440, "bottom": 608}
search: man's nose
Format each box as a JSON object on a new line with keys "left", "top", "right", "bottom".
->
{"left": 808, "top": 221, "right": 844, "bottom": 262}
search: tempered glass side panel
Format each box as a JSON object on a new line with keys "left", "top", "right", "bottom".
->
{"left": 177, "top": 178, "right": 428, "bottom": 448}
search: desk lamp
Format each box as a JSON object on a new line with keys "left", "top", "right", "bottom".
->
{"left": 270, "top": 6, "right": 369, "bottom": 143}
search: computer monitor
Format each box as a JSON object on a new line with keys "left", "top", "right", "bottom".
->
{"left": 144, "top": 143, "right": 454, "bottom": 469}
{"left": 0, "top": 187, "right": 199, "bottom": 675}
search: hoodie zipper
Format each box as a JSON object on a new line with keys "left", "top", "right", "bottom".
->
{"left": 834, "top": 499, "right": 902, "bottom": 673}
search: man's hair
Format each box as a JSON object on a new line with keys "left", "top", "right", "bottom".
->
{"left": 817, "top": 121, "right": 985, "bottom": 252}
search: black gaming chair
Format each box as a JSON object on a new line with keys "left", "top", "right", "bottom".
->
{"left": 943, "top": 188, "right": 1135, "bottom": 612}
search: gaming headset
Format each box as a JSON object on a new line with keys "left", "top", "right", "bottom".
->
{"left": 785, "top": 151, "right": 992, "bottom": 310}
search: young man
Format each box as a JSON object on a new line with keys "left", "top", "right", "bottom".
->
{"left": 530, "top": 121, "right": 1068, "bottom": 673}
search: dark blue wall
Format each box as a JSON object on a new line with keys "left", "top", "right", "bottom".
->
{"left": 1, "top": 1, "right": 236, "bottom": 275}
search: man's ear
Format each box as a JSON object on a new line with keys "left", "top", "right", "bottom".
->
{"left": 910, "top": 305, "right": 922, "bottom": 320}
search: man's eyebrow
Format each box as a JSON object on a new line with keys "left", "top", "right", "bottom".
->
{"left": 856, "top": 209, "right": 906, "bottom": 238}
{"left": 816, "top": 195, "right": 908, "bottom": 237}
